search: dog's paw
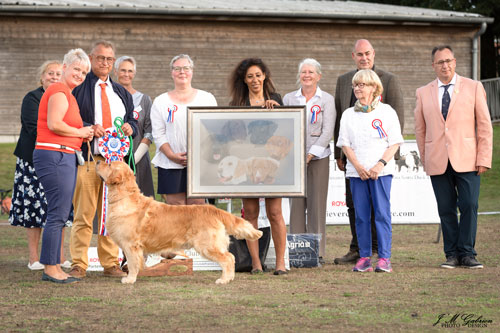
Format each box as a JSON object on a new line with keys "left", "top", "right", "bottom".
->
{"left": 215, "top": 278, "right": 231, "bottom": 285}
{"left": 121, "top": 276, "right": 136, "bottom": 284}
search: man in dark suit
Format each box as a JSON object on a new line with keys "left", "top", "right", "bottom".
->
{"left": 69, "top": 40, "right": 138, "bottom": 278}
{"left": 333, "top": 39, "right": 405, "bottom": 264}
{"left": 414, "top": 45, "right": 492, "bottom": 269}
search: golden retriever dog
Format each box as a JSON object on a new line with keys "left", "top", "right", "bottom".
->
{"left": 265, "top": 136, "right": 292, "bottom": 160}
{"left": 217, "top": 156, "right": 280, "bottom": 185}
{"left": 96, "top": 161, "right": 262, "bottom": 284}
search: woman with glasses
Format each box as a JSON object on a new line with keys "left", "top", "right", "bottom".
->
{"left": 151, "top": 54, "right": 217, "bottom": 205}
{"left": 283, "top": 58, "right": 335, "bottom": 265}
{"left": 114, "top": 56, "right": 154, "bottom": 197}
{"left": 336, "top": 69, "right": 403, "bottom": 273}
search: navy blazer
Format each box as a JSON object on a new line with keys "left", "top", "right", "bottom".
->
{"left": 14, "top": 87, "right": 44, "bottom": 163}
{"left": 72, "top": 71, "right": 138, "bottom": 161}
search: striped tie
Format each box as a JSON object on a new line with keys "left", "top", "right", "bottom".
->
{"left": 441, "top": 84, "right": 451, "bottom": 121}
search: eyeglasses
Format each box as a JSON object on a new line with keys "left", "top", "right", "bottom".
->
{"left": 352, "top": 83, "right": 367, "bottom": 89}
{"left": 93, "top": 55, "right": 115, "bottom": 64}
{"left": 172, "top": 66, "right": 192, "bottom": 72}
{"left": 434, "top": 58, "right": 455, "bottom": 66}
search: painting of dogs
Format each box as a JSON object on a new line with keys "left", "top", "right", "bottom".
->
{"left": 217, "top": 156, "right": 280, "bottom": 185}
{"left": 265, "top": 136, "right": 292, "bottom": 160}
{"left": 96, "top": 161, "right": 262, "bottom": 284}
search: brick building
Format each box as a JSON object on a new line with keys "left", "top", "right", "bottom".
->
{"left": 0, "top": 0, "right": 493, "bottom": 140}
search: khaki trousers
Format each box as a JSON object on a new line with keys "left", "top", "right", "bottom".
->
{"left": 290, "top": 157, "right": 330, "bottom": 257}
{"left": 70, "top": 157, "right": 119, "bottom": 270}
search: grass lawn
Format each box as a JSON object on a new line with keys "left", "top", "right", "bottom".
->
{"left": 0, "top": 125, "right": 498, "bottom": 331}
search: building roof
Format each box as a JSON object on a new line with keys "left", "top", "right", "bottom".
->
{"left": 0, "top": 0, "right": 493, "bottom": 24}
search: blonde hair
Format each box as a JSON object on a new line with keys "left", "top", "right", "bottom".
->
{"left": 62, "top": 48, "right": 91, "bottom": 73}
{"left": 37, "top": 60, "right": 62, "bottom": 85}
{"left": 352, "top": 69, "right": 383, "bottom": 98}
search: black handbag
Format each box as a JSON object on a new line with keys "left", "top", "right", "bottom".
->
{"left": 229, "top": 226, "right": 271, "bottom": 272}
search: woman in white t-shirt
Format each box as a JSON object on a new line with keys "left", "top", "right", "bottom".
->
{"left": 336, "top": 69, "right": 403, "bottom": 273}
{"left": 151, "top": 54, "right": 217, "bottom": 205}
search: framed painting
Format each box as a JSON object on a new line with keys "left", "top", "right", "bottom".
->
{"left": 187, "top": 106, "right": 306, "bottom": 198}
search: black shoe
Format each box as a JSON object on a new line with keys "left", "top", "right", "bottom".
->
{"left": 42, "top": 272, "right": 80, "bottom": 284}
{"left": 440, "top": 256, "right": 459, "bottom": 269}
{"left": 334, "top": 250, "right": 359, "bottom": 265}
{"left": 273, "top": 270, "right": 287, "bottom": 276}
{"left": 318, "top": 257, "right": 325, "bottom": 265}
{"left": 461, "top": 256, "right": 483, "bottom": 269}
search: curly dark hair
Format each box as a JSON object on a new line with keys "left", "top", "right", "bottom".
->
{"left": 229, "top": 58, "right": 277, "bottom": 106}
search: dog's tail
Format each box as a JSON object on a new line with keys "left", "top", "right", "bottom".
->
{"left": 220, "top": 212, "right": 262, "bottom": 241}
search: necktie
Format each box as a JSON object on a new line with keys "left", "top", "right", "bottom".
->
{"left": 441, "top": 84, "right": 451, "bottom": 121}
{"left": 100, "top": 83, "right": 112, "bottom": 128}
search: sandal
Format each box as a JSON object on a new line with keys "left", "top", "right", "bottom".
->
{"left": 250, "top": 268, "right": 264, "bottom": 275}
{"left": 273, "top": 270, "right": 288, "bottom": 276}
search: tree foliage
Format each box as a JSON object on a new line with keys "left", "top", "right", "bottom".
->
{"left": 362, "top": 0, "right": 499, "bottom": 77}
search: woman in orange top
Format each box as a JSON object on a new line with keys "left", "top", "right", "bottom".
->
{"left": 33, "top": 48, "right": 94, "bottom": 284}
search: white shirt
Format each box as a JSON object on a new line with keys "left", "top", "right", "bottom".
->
{"left": 283, "top": 87, "right": 336, "bottom": 159}
{"left": 336, "top": 102, "right": 403, "bottom": 178}
{"left": 93, "top": 77, "right": 126, "bottom": 154}
{"left": 94, "top": 78, "right": 126, "bottom": 127}
{"left": 437, "top": 73, "right": 457, "bottom": 110}
{"left": 151, "top": 89, "right": 217, "bottom": 169}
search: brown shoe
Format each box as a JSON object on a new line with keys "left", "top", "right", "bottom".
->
{"left": 103, "top": 265, "right": 127, "bottom": 277}
{"left": 69, "top": 265, "right": 86, "bottom": 278}
{"left": 334, "top": 250, "right": 360, "bottom": 265}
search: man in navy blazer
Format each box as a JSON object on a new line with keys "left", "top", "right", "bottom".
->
{"left": 69, "top": 40, "right": 137, "bottom": 279}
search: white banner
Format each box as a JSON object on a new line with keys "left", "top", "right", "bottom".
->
{"left": 326, "top": 140, "right": 440, "bottom": 224}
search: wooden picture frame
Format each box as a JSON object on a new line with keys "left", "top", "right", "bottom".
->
{"left": 187, "top": 106, "right": 306, "bottom": 198}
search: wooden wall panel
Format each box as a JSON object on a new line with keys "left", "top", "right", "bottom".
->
{"left": 0, "top": 16, "right": 477, "bottom": 138}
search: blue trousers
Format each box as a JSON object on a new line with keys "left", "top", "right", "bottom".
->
{"left": 33, "top": 149, "right": 77, "bottom": 265}
{"left": 350, "top": 175, "right": 393, "bottom": 259}
{"left": 430, "top": 162, "right": 480, "bottom": 258}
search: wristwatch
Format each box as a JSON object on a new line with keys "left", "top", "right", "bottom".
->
{"left": 378, "top": 159, "right": 387, "bottom": 166}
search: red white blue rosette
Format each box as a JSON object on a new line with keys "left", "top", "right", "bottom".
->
{"left": 311, "top": 105, "right": 321, "bottom": 124}
{"left": 372, "top": 119, "right": 387, "bottom": 138}
{"left": 98, "top": 127, "right": 130, "bottom": 162}
{"left": 97, "top": 127, "right": 130, "bottom": 236}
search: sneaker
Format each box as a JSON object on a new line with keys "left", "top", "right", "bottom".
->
{"left": 319, "top": 257, "right": 325, "bottom": 265}
{"left": 461, "top": 256, "right": 483, "bottom": 269}
{"left": 103, "top": 265, "right": 127, "bottom": 277}
{"left": 375, "top": 258, "right": 393, "bottom": 273}
{"left": 69, "top": 265, "right": 87, "bottom": 278}
{"left": 334, "top": 250, "right": 360, "bottom": 265}
{"left": 28, "top": 261, "right": 44, "bottom": 270}
{"left": 352, "top": 257, "right": 373, "bottom": 272}
{"left": 440, "top": 256, "right": 460, "bottom": 269}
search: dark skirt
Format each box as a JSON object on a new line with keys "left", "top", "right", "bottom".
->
{"left": 9, "top": 157, "right": 73, "bottom": 228}
{"left": 157, "top": 167, "right": 187, "bottom": 194}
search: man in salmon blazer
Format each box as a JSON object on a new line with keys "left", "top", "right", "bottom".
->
{"left": 414, "top": 45, "right": 493, "bottom": 269}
